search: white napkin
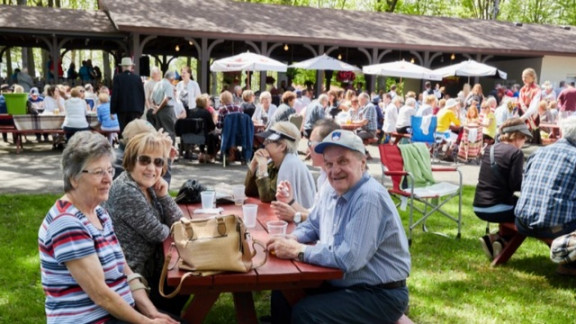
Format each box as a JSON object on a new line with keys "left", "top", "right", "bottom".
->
{"left": 193, "top": 207, "right": 224, "bottom": 214}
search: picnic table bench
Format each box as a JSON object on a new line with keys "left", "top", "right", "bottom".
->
{"left": 491, "top": 222, "right": 554, "bottom": 267}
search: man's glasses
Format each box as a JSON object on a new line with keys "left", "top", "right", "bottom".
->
{"left": 82, "top": 167, "right": 115, "bottom": 178}
{"left": 137, "top": 155, "right": 165, "bottom": 168}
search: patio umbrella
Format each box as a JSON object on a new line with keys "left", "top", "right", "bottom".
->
{"left": 362, "top": 60, "right": 442, "bottom": 81}
{"left": 289, "top": 54, "right": 360, "bottom": 71}
{"left": 210, "top": 51, "right": 287, "bottom": 72}
{"left": 432, "top": 59, "right": 507, "bottom": 79}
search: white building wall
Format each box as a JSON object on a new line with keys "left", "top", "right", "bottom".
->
{"left": 541, "top": 56, "right": 576, "bottom": 87}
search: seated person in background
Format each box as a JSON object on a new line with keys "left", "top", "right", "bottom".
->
{"left": 104, "top": 131, "right": 189, "bottom": 314}
{"left": 96, "top": 92, "right": 120, "bottom": 144}
{"left": 436, "top": 98, "right": 462, "bottom": 159}
{"left": 515, "top": 116, "right": 576, "bottom": 276}
{"left": 62, "top": 86, "right": 90, "bottom": 141}
{"left": 356, "top": 92, "right": 378, "bottom": 140}
{"left": 113, "top": 119, "right": 175, "bottom": 186}
{"left": 268, "top": 130, "right": 410, "bottom": 324}
{"left": 252, "top": 91, "right": 277, "bottom": 125}
{"left": 382, "top": 96, "right": 403, "bottom": 142}
{"left": 473, "top": 118, "right": 531, "bottom": 260}
{"left": 240, "top": 89, "right": 256, "bottom": 118}
{"left": 216, "top": 90, "right": 242, "bottom": 129}
{"left": 395, "top": 97, "right": 416, "bottom": 134}
{"left": 188, "top": 94, "right": 218, "bottom": 163}
{"left": 465, "top": 104, "right": 480, "bottom": 126}
{"left": 272, "top": 119, "right": 341, "bottom": 224}
{"left": 302, "top": 94, "right": 328, "bottom": 138}
{"left": 416, "top": 94, "right": 436, "bottom": 116}
{"left": 38, "top": 131, "right": 179, "bottom": 324}
{"left": 245, "top": 121, "right": 315, "bottom": 207}
{"left": 267, "top": 91, "right": 296, "bottom": 129}
{"left": 537, "top": 100, "right": 554, "bottom": 135}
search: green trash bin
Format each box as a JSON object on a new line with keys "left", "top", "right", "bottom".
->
{"left": 4, "top": 93, "right": 28, "bottom": 115}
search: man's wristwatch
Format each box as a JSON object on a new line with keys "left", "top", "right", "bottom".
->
{"left": 297, "top": 245, "right": 306, "bottom": 262}
{"left": 293, "top": 212, "right": 302, "bottom": 224}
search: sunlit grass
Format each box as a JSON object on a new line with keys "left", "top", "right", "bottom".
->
{"left": 2, "top": 189, "right": 576, "bottom": 323}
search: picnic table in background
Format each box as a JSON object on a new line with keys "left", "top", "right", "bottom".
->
{"left": 167, "top": 198, "right": 342, "bottom": 324}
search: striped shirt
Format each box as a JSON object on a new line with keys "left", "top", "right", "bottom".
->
{"left": 294, "top": 173, "right": 411, "bottom": 287}
{"left": 39, "top": 200, "right": 134, "bottom": 324}
{"left": 217, "top": 104, "right": 243, "bottom": 128}
{"left": 515, "top": 139, "right": 576, "bottom": 229}
{"left": 359, "top": 103, "right": 378, "bottom": 132}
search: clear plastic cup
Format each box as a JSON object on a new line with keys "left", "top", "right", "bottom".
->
{"left": 242, "top": 204, "right": 258, "bottom": 228}
{"left": 200, "top": 191, "right": 215, "bottom": 210}
{"left": 232, "top": 185, "right": 246, "bottom": 206}
{"left": 267, "top": 220, "right": 288, "bottom": 238}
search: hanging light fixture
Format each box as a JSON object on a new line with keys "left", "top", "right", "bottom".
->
{"left": 175, "top": 45, "right": 180, "bottom": 52}
{"left": 451, "top": 53, "right": 455, "bottom": 60}
{"left": 188, "top": 40, "right": 194, "bottom": 46}
{"left": 338, "top": 53, "right": 342, "bottom": 60}
{"left": 410, "top": 58, "right": 415, "bottom": 64}
{"left": 284, "top": 44, "right": 289, "bottom": 51}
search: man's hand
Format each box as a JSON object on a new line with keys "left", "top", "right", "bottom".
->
{"left": 250, "top": 149, "right": 270, "bottom": 174}
{"left": 271, "top": 201, "right": 296, "bottom": 222}
{"left": 266, "top": 236, "right": 302, "bottom": 259}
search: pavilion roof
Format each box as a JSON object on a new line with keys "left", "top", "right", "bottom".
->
{"left": 101, "top": 0, "right": 576, "bottom": 57}
{"left": 0, "top": 5, "right": 118, "bottom": 35}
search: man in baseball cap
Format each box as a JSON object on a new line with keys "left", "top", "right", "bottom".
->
{"left": 268, "top": 129, "right": 411, "bottom": 323}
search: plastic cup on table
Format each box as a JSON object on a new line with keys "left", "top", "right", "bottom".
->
{"left": 232, "top": 185, "right": 246, "bottom": 206}
{"left": 242, "top": 204, "right": 258, "bottom": 229}
{"left": 267, "top": 220, "right": 288, "bottom": 238}
{"left": 200, "top": 191, "right": 215, "bottom": 210}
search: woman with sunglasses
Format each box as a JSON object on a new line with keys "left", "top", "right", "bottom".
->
{"left": 104, "top": 131, "right": 188, "bottom": 315}
{"left": 39, "top": 131, "right": 178, "bottom": 324}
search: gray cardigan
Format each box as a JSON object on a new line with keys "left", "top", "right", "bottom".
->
{"left": 103, "top": 172, "right": 183, "bottom": 282}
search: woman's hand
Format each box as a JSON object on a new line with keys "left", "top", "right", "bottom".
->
{"left": 148, "top": 311, "right": 179, "bottom": 324}
{"left": 271, "top": 201, "right": 296, "bottom": 222}
{"left": 153, "top": 177, "right": 169, "bottom": 198}
{"left": 250, "top": 149, "right": 269, "bottom": 173}
{"left": 275, "top": 180, "right": 293, "bottom": 203}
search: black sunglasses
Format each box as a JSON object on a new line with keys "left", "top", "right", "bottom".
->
{"left": 137, "top": 155, "right": 165, "bottom": 168}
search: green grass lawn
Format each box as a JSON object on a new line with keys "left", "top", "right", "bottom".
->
{"left": 1, "top": 188, "right": 576, "bottom": 324}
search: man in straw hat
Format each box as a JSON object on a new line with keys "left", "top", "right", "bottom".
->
{"left": 267, "top": 129, "right": 411, "bottom": 323}
{"left": 110, "top": 57, "right": 145, "bottom": 134}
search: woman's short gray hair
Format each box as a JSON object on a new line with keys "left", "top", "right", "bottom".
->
{"left": 271, "top": 121, "right": 301, "bottom": 154}
{"left": 560, "top": 116, "right": 576, "bottom": 142}
{"left": 61, "top": 131, "right": 114, "bottom": 193}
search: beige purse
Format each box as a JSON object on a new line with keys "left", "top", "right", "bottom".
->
{"left": 159, "top": 214, "right": 267, "bottom": 298}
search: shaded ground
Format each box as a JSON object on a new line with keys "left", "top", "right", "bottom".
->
{"left": 0, "top": 136, "right": 486, "bottom": 194}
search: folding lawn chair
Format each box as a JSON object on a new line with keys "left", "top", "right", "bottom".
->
{"left": 175, "top": 118, "right": 206, "bottom": 159}
{"left": 378, "top": 143, "right": 463, "bottom": 245}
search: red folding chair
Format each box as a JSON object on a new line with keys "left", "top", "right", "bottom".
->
{"left": 378, "top": 143, "right": 463, "bottom": 245}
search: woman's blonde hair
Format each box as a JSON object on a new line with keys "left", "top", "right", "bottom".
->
{"left": 196, "top": 94, "right": 210, "bottom": 109}
{"left": 123, "top": 132, "right": 171, "bottom": 176}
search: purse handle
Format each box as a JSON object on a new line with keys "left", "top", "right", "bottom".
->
{"left": 159, "top": 239, "right": 268, "bottom": 299}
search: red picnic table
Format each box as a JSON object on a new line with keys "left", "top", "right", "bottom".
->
{"left": 165, "top": 198, "right": 343, "bottom": 324}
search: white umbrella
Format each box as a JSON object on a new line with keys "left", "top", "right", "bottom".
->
{"left": 289, "top": 54, "right": 360, "bottom": 71}
{"left": 433, "top": 59, "right": 507, "bottom": 79}
{"left": 210, "top": 51, "right": 287, "bottom": 72}
{"left": 362, "top": 60, "right": 442, "bottom": 80}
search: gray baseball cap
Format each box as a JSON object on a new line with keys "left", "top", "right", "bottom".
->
{"left": 314, "top": 130, "right": 365, "bottom": 155}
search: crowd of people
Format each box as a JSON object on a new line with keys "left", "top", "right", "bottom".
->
{"left": 16, "top": 58, "right": 576, "bottom": 322}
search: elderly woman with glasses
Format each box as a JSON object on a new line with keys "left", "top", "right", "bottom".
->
{"left": 245, "top": 121, "right": 316, "bottom": 208}
{"left": 38, "top": 131, "right": 178, "bottom": 324}
{"left": 104, "top": 131, "right": 188, "bottom": 315}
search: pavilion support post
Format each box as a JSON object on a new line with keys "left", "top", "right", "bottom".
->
{"left": 200, "top": 37, "right": 208, "bottom": 93}
{"left": 260, "top": 42, "right": 268, "bottom": 92}
{"left": 50, "top": 36, "right": 59, "bottom": 84}
{"left": 316, "top": 45, "right": 324, "bottom": 97}
{"left": 131, "top": 33, "right": 141, "bottom": 75}
{"left": 368, "top": 48, "right": 378, "bottom": 93}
